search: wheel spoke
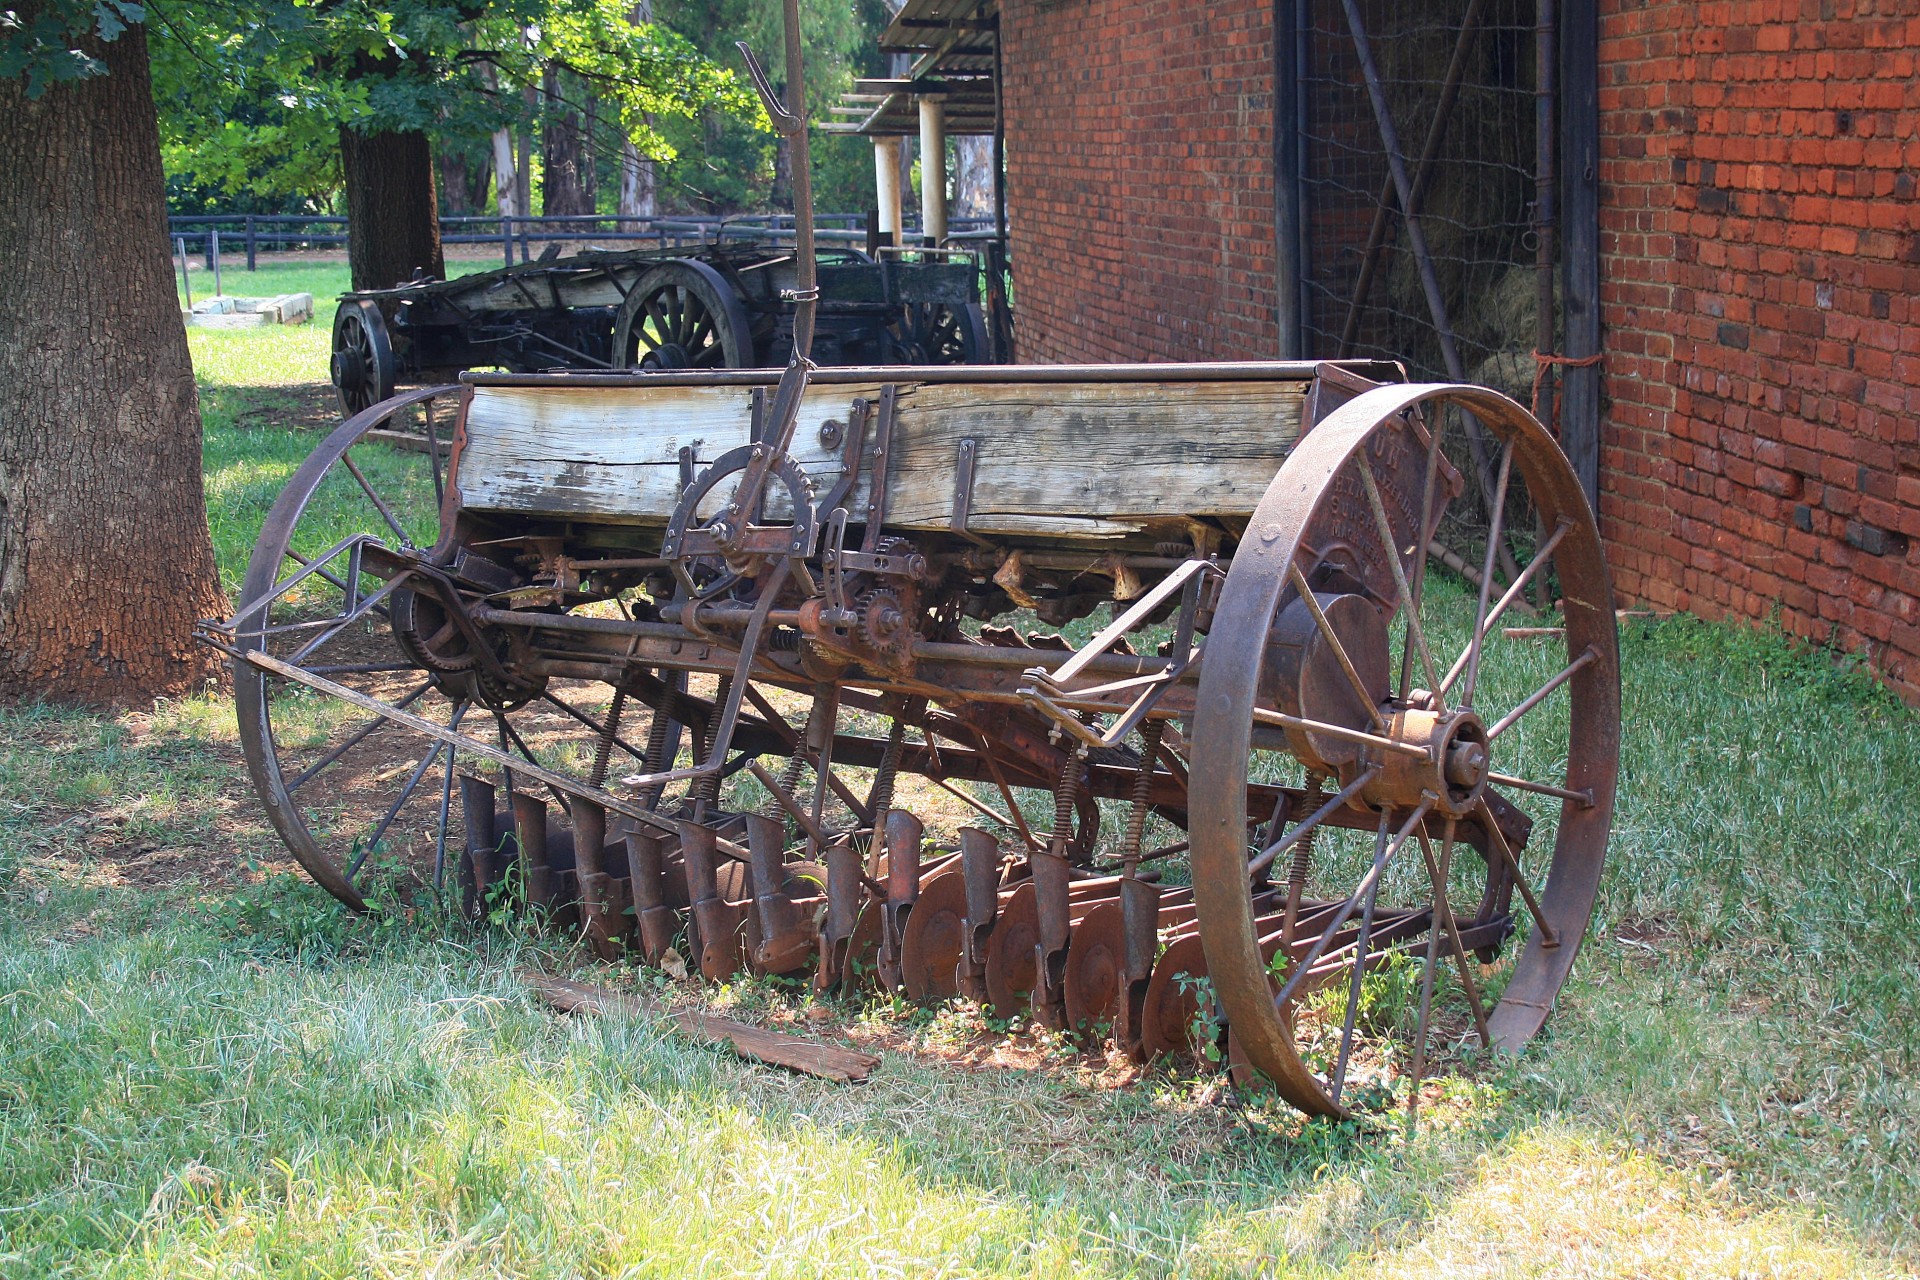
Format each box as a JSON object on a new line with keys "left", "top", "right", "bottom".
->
{"left": 669, "top": 288, "right": 689, "bottom": 342}
{"left": 339, "top": 450, "right": 411, "bottom": 547}
{"left": 1485, "top": 645, "right": 1599, "bottom": 740}
{"left": 537, "top": 690, "right": 653, "bottom": 765}
{"left": 639, "top": 296, "right": 667, "bottom": 344}
{"left": 1463, "top": 438, "right": 1516, "bottom": 707}
{"left": 1286, "top": 561, "right": 1388, "bottom": 732}
{"left": 1405, "top": 817, "right": 1456, "bottom": 1127}
{"left": 1486, "top": 769, "right": 1593, "bottom": 807}
{"left": 1273, "top": 799, "right": 1432, "bottom": 1012}
{"left": 285, "top": 680, "right": 434, "bottom": 793}
{"left": 350, "top": 700, "right": 469, "bottom": 880}
{"left": 1413, "top": 825, "right": 1493, "bottom": 1047}
{"left": 432, "top": 719, "right": 459, "bottom": 890}
{"left": 1357, "top": 457, "right": 1442, "bottom": 699}
{"left": 1474, "top": 797, "right": 1559, "bottom": 947}
{"left": 1331, "top": 812, "right": 1390, "bottom": 1103}
{"left": 1402, "top": 410, "right": 1447, "bottom": 696}
{"left": 495, "top": 709, "right": 573, "bottom": 818}
{"left": 423, "top": 400, "right": 445, "bottom": 509}
{"left": 1246, "top": 766, "right": 1382, "bottom": 878}
{"left": 1440, "top": 516, "right": 1571, "bottom": 698}
{"left": 1250, "top": 707, "right": 1427, "bottom": 759}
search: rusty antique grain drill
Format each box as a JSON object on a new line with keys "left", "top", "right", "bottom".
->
{"left": 202, "top": 2, "right": 1619, "bottom": 1118}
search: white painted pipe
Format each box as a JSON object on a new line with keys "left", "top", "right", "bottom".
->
{"left": 918, "top": 95, "right": 948, "bottom": 245}
{"left": 873, "top": 135, "right": 904, "bottom": 244}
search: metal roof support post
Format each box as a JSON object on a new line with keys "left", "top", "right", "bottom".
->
{"left": 1559, "top": 0, "right": 1602, "bottom": 509}
{"left": 919, "top": 94, "right": 949, "bottom": 245}
{"left": 1273, "top": 0, "right": 1303, "bottom": 358}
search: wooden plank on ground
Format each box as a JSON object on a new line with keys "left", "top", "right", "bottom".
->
{"left": 520, "top": 970, "right": 882, "bottom": 1083}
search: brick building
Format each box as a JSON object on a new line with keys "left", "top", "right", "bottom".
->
{"left": 1592, "top": 1, "right": 1919, "bottom": 698}
{"left": 847, "top": 0, "right": 1920, "bottom": 700}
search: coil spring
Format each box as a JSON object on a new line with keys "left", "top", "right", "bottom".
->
{"left": 866, "top": 719, "right": 906, "bottom": 825}
{"left": 589, "top": 687, "right": 626, "bottom": 789}
{"left": 636, "top": 693, "right": 676, "bottom": 810}
{"left": 690, "top": 675, "right": 732, "bottom": 813}
{"left": 1047, "top": 744, "right": 1086, "bottom": 858}
{"left": 1123, "top": 721, "right": 1164, "bottom": 871}
{"left": 1289, "top": 771, "right": 1328, "bottom": 900}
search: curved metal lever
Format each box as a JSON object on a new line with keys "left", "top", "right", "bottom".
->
{"left": 736, "top": 41, "right": 801, "bottom": 135}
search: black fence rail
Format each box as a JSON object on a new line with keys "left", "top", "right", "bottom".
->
{"left": 165, "top": 213, "right": 997, "bottom": 272}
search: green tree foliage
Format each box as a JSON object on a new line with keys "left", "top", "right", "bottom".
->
{"left": 0, "top": 0, "right": 147, "bottom": 93}
{"left": 651, "top": 0, "right": 891, "bottom": 213}
{"left": 144, "top": 0, "right": 766, "bottom": 213}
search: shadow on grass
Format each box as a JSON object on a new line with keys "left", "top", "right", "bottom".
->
{"left": 2, "top": 872, "right": 1913, "bottom": 1278}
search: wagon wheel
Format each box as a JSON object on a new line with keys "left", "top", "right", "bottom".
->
{"left": 613, "top": 260, "right": 755, "bottom": 370}
{"left": 1188, "top": 384, "right": 1619, "bottom": 1118}
{"left": 886, "top": 302, "right": 987, "bottom": 365}
{"left": 229, "top": 386, "right": 691, "bottom": 912}
{"left": 330, "top": 300, "right": 396, "bottom": 416}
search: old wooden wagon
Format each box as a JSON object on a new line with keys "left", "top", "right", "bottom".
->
{"left": 330, "top": 241, "right": 991, "bottom": 415}
{"left": 206, "top": 348, "right": 1619, "bottom": 1118}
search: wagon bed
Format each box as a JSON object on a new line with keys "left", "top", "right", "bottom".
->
{"left": 453, "top": 361, "right": 1403, "bottom": 543}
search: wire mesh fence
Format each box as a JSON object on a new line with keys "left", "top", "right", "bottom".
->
{"left": 1294, "top": 0, "right": 1560, "bottom": 596}
{"left": 1299, "top": 0, "right": 1549, "bottom": 409}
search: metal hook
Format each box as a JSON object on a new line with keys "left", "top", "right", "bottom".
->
{"left": 736, "top": 42, "right": 801, "bottom": 135}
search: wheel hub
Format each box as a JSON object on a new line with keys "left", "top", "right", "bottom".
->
{"left": 641, "top": 342, "right": 691, "bottom": 370}
{"left": 1364, "top": 705, "right": 1490, "bottom": 815}
{"left": 331, "top": 349, "right": 366, "bottom": 392}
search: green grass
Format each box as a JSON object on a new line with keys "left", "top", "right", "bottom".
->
{"left": 2, "top": 314, "right": 1918, "bottom": 1276}
{"left": 173, "top": 255, "right": 502, "bottom": 324}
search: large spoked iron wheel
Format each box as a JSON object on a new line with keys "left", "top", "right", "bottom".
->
{"left": 229, "top": 387, "right": 705, "bottom": 916}
{"left": 1189, "top": 384, "right": 1620, "bottom": 1118}
{"left": 232, "top": 386, "right": 468, "bottom": 908}
{"left": 612, "top": 259, "right": 755, "bottom": 371}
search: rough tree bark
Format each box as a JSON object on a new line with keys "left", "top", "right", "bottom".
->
{"left": 340, "top": 127, "right": 446, "bottom": 290}
{"left": 437, "top": 144, "right": 492, "bottom": 216}
{"left": 0, "top": 17, "right": 226, "bottom": 704}
{"left": 541, "top": 64, "right": 594, "bottom": 217}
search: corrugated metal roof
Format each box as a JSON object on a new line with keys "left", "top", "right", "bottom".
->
{"left": 823, "top": 0, "right": 997, "bottom": 138}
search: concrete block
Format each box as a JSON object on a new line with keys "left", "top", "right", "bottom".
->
{"left": 186, "top": 310, "right": 270, "bottom": 329}
{"left": 190, "top": 295, "right": 237, "bottom": 315}
{"left": 269, "top": 292, "right": 315, "bottom": 324}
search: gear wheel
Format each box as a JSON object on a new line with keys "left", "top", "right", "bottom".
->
{"left": 858, "top": 588, "right": 915, "bottom": 662}
{"left": 391, "top": 586, "right": 479, "bottom": 674}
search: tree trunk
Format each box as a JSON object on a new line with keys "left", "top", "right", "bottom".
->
{"left": 516, "top": 87, "right": 534, "bottom": 218}
{"left": 618, "top": 139, "right": 656, "bottom": 222}
{"left": 339, "top": 127, "right": 445, "bottom": 290}
{"left": 617, "top": 0, "right": 657, "bottom": 223}
{"left": 953, "top": 135, "right": 992, "bottom": 220}
{"left": 0, "top": 17, "right": 226, "bottom": 705}
{"left": 437, "top": 145, "right": 475, "bottom": 215}
{"left": 541, "top": 64, "right": 593, "bottom": 217}
{"left": 492, "top": 129, "right": 520, "bottom": 217}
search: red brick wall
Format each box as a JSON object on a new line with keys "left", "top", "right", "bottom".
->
{"left": 997, "top": 0, "right": 1920, "bottom": 698}
{"left": 1597, "top": 0, "right": 1920, "bottom": 698}
{"left": 999, "top": 0, "right": 1279, "bottom": 362}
